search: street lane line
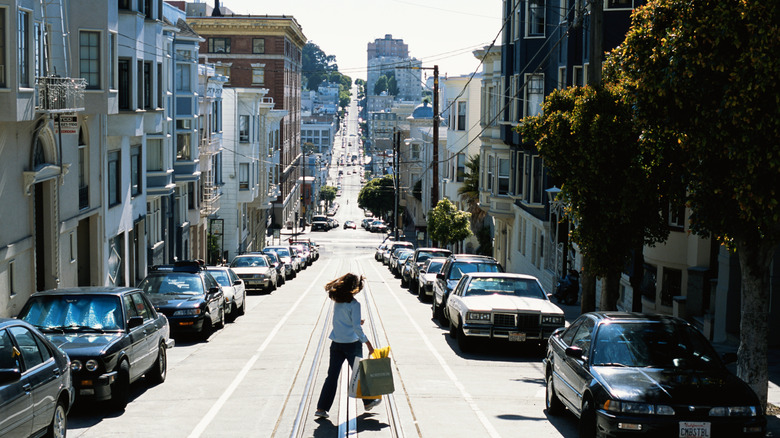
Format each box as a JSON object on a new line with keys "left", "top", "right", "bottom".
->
{"left": 366, "top": 261, "right": 503, "bottom": 438}
{"left": 188, "top": 259, "right": 333, "bottom": 438}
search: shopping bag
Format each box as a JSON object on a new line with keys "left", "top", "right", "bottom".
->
{"left": 359, "top": 356, "right": 394, "bottom": 396}
{"left": 348, "top": 357, "right": 380, "bottom": 399}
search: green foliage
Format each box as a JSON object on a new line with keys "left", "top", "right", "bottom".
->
{"left": 457, "top": 155, "right": 486, "bottom": 232}
{"left": 427, "top": 199, "right": 472, "bottom": 247}
{"left": 605, "top": 0, "right": 780, "bottom": 250}
{"left": 358, "top": 175, "right": 395, "bottom": 217}
{"left": 519, "top": 84, "right": 668, "bottom": 278}
{"left": 373, "top": 71, "right": 398, "bottom": 96}
{"left": 319, "top": 185, "right": 337, "bottom": 205}
{"left": 374, "top": 76, "right": 388, "bottom": 95}
{"left": 302, "top": 42, "right": 337, "bottom": 91}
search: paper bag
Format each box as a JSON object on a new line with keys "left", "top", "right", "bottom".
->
{"left": 358, "top": 356, "right": 394, "bottom": 396}
{"left": 348, "top": 357, "right": 381, "bottom": 399}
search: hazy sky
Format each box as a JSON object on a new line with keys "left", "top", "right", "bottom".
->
{"left": 214, "top": 0, "right": 503, "bottom": 81}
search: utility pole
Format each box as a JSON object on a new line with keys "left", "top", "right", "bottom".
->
{"left": 393, "top": 129, "right": 400, "bottom": 240}
{"left": 300, "top": 146, "right": 306, "bottom": 232}
{"left": 587, "top": 0, "right": 603, "bottom": 86}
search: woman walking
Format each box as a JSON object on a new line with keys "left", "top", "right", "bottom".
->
{"left": 315, "top": 273, "right": 381, "bottom": 418}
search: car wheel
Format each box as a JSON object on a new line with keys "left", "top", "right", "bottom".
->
{"left": 201, "top": 317, "right": 214, "bottom": 341}
{"left": 417, "top": 287, "right": 427, "bottom": 302}
{"left": 237, "top": 292, "right": 246, "bottom": 315}
{"left": 579, "top": 399, "right": 597, "bottom": 438}
{"left": 448, "top": 317, "right": 457, "bottom": 339}
{"left": 437, "top": 301, "right": 448, "bottom": 326}
{"left": 545, "top": 371, "right": 564, "bottom": 415}
{"left": 45, "top": 399, "right": 67, "bottom": 438}
{"left": 110, "top": 361, "right": 130, "bottom": 410}
{"left": 227, "top": 302, "right": 238, "bottom": 322}
{"left": 147, "top": 343, "right": 167, "bottom": 385}
{"left": 456, "top": 320, "right": 472, "bottom": 352}
{"left": 215, "top": 305, "right": 225, "bottom": 329}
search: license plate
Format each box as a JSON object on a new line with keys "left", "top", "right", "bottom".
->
{"left": 679, "top": 421, "right": 711, "bottom": 438}
{"left": 508, "top": 332, "right": 526, "bottom": 342}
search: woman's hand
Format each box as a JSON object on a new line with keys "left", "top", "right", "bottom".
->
{"left": 366, "top": 340, "right": 375, "bottom": 357}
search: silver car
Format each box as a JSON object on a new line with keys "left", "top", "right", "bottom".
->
{"left": 206, "top": 267, "right": 247, "bottom": 321}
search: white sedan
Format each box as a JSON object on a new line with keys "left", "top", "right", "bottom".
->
{"left": 229, "top": 254, "right": 278, "bottom": 292}
{"left": 446, "top": 273, "right": 565, "bottom": 352}
{"left": 205, "top": 266, "right": 247, "bottom": 321}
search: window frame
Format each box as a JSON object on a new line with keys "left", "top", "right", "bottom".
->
{"left": 524, "top": 73, "right": 544, "bottom": 118}
{"left": 108, "top": 150, "right": 121, "bottom": 207}
{"left": 18, "top": 9, "right": 30, "bottom": 88}
{"left": 252, "top": 38, "right": 265, "bottom": 54}
{"left": 526, "top": 0, "right": 546, "bottom": 38}
{"left": 239, "top": 162, "right": 249, "bottom": 190}
{"left": 130, "top": 145, "right": 141, "bottom": 197}
{"left": 207, "top": 37, "right": 231, "bottom": 54}
{"left": 79, "top": 30, "right": 101, "bottom": 90}
{"left": 239, "top": 115, "right": 250, "bottom": 143}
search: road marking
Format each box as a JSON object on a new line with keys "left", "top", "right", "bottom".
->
{"left": 366, "top": 262, "right": 503, "bottom": 438}
{"left": 188, "top": 260, "right": 333, "bottom": 438}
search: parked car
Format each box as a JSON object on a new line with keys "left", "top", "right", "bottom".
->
{"left": 139, "top": 262, "right": 225, "bottom": 340}
{"left": 445, "top": 273, "right": 565, "bottom": 352}
{"left": 0, "top": 318, "right": 73, "bottom": 436}
{"left": 432, "top": 254, "right": 503, "bottom": 322}
{"left": 290, "top": 239, "right": 319, "bottom": 261}
{"left": 344, "top": 220, "right": 357, "bottom": 229}
{"left": 361, "top": 218, "right": 373, "bottom": 229}
{"left": 18, "top": 287, "right": 174, "bottom": 410}
{"left": 375, "top": 242, "right": 390, "bottom": 261}
{"left": 261, "top": 250, "right": 287, "bottom": 285}
{"left": 406, "top": 247, "right": 453, "bottom": 292}
{"left": 368, "top": 219, "right": 385, "bottom": 232}
{"left": 311, "top": 215, "right": 330, "bottom": 231}
{"left": 265, "top": 246, "right": 298, "bottom": 279}
{"left": 205, "top": 267, "right": 247, "bottom": 321}
{"left": 544, "top": 312, "right": 766, "bottom": 438}
{"left": 230, "top": 254, "right": 278, "bottom": 292}
{"left": 383, "top": 241, "right": 415, "bottom": 265}
{"left": 390, "top": 248, "right": 415, "bottom": 276}
{"left": 417, "top": 257, "right": 447, "bottom": 302}
{"left": 289, "top": 246, "right": 305, "bottom": 272}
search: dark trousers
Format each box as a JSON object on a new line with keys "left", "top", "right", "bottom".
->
{"left": 316, "top": 341, "right": 370, "bottom": 411}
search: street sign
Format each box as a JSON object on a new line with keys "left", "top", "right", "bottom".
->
{"left": 55, "top": 115, "right": 78, "bottom": 134}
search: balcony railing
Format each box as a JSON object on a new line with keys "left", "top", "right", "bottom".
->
{"left": 200, "top": 137, "right": 221, "bottom": 156}
{"left": 36, "top": 77, "right": 87, "bottom": 113}
{"left": 201, "top": 172, "right": 221, "bottom": 216}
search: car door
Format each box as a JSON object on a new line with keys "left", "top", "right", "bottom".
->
{"left": 434, "top": 259, "right": 452, "bottom": 307}
{"left": 202, "top": 274, "right": 223, "bottom": 324}
{"left": 228, "top": 269, "right": 244, "bottom": 308}
{"left": 129, "top": 292, "right": 158, "bottom": 376}
{"left": 556, "top": 317, "right": 596, "bottom": 413}
{"left": 122, "top": 294, "right": 146, "bottom": 381}
{"left": 0, "top": 328, "right": 32, "bottom": 438}
{"left": 7, "top": 325, "right": 62, "bottom": 436}
{"left": 446, "top": 278, "right": 468, "bottom": 326}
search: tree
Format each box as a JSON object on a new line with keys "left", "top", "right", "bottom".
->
{"left": 427, "top": 199, "right": 472, "bottom": 248}
{"left": 319, "top": 186, "right": 337, "bottom": 207}
{"left": 605, "top": 0, "right": 780, "bottom": 407}
{"left": 457, "top": 155, "right": 486, "bottom": 233}
{"left": 519, "top": 84, "right": 668, "bottom": 312}
{"left": 373, "top": 76, "right": 388, "bottom": 95}
{"left": 358, "top": 175, "right": 394, "bottom": 218}
{"left": 302, "top": 42, "right": 337, "bottom": 91}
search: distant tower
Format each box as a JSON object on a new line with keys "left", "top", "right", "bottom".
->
{"left": 367, "top": 34, "right": 409, "bottom": 62}
{"left": 212, "top": 0, "right": 222, "bottom": 16}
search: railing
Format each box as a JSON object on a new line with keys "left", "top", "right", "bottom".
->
{"left": 36, "top": 77, "right": 87, "bottom": 113}
{"left": 200, "top": 137, "right": 221, "bottom": 156}
{"left": 201, "top": 172, "right": 221, "bottom": 215}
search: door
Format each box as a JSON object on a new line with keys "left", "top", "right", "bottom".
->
{"left": 7, "top": 326, "right": 61, "bottom": 436}
{"left": 0, "top": 329, "right": 33, "bottom": 438}
{"left": 122, "top": 295, "right": 145, "bottom": 381}
{"left": 556, "top": 317, "right": 595, "bottom": 413}
{"left": 129, "top": 292, "right": 158, "bottom": 375}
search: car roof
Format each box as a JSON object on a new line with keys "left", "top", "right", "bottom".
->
{"left": 0, "top": 318, "right": 39, "bottom": 330}
{"left": 462, "top": 272, "right": 539, "bottom": 281}
{"left": 586, "top": 312, "right": 687, "bottom": 325}
{"left": 415, "top": 247, "right": 451, "bottom": 252}
{"left": 425, "top": 257, "right": 448, "bottom": 263}
{"left": 29, "top": 286, "right": 141, "bottom": 297}
{"left": 447, "top": 254, "right": 499, "bottom": 262}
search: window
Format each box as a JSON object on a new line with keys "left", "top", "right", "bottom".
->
{"left": 147, "top": 138, "right": 163, "bottom": 171}
{"left": 239, "top": 163, "right": 249, "bottom": 190}
{"left": 175, "top": 62, "right": 190, "bottom": 92}
{"left": 527, "top": 0, "right": 546, "bottom": 37}
{"left": 456, "top": 154, "right": 466, "bottom": 183}
{"left": 0, "top": 9, "right": 5, "bottom": 87}
{"left": 208, "top": 37, "right": 230, "bottom": 54}
{"left": 215, "top": 64, "right": 230, "bottom": 82}
{"left": 606, "top": 0, "right": 637, "bottom": 9}
{"left": 8, "top": 260, "right": 15, "bottom": 296}
{"left": 131, "top": 146, "right": 141, "bottom": 196}
{"left": 176, "top": 133, "right": 191, "bottom": 160}
{"left": 411, "top": 143, "right": 420, "bottom": 160}
{"left": 487, "top": 155, "right": 494, "bottom": 191}
{"left": 118, "top": 58, "right": 130, "bottom": 109}
{"left": 457, "top": 101, "right": 467, "bottom": 131}
{"left": 18, "top": 10, "right": 30, "bottom": 87}
{"left": 143, "top": 0, "right": 153, "bottom": 18}
{"left": 8, "top": 326, "right": 49, "bottom": 369}
{"left": 514, "top": 151, "right": 525, "bottom": 197}
{"left": 668, "top": 202, "right": 686, "bottom": 229}
{"left": 142, "top": 61, "right": 152, "bottom": 109}
{"left": 118, "top": 0, "right": 130, "bottom": 9}
{"left": 156, "top": 63, "right": 162, "bottom": 108}
{"left": 79, "top": 31, "right": 100, "bottom": 89}
{"left": 147, "top": 198, "right": 161, "bottom": 245}
{"left": 109, "top": 33, "right": 116, "bottom": 89}
{"left": 498, "top": 158, "right": 510, "bottom": 195}
{"left": 78, "top": 130, "right": 89, "bottom": 210}
{"left": 252, "top": 66, "right": 264, "bottom": 85}
{"left": 557, "top": 66, "right": 566, "bottom": 89}
{"left": 524, "top": 73, "right": 544, "bottom": 117}
{"left": 34, "top": 22, "right": 48, "bottom": 78}
{"left": 573, "top": 65, "right": 584, "bottom": 86}
{"left": 136, "top": 61, "right": 143, "bottom": 109}
{"left": 108, "top": 151, "right": 120, "bottom": 206}
{"left": 239, "top": 115, "right": 249, "bottom": 142}
{"left": 252, "top": 38, "right": 265, "bottom": 54}
{"left": 508, "top": 74, "right": 519, "bottom": 123}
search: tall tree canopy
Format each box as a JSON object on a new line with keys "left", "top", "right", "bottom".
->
{"left": 357, "top": 175, "right": 395, "bottom": 218}
{"left": 605, "top": 0, "right": 780, "bottom": 406}
{"left": 302, "top": 42, "right": 337, "bottom": 91}
{"left": 373, "top": 71, "right": 398, "bottom": 96}
{"left": 520, "top": 84, "right": 669, "bottom": 311}
{"left": 427, "top": 199, "right": 472, "bottom": 248}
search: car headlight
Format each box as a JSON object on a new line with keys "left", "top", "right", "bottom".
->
{"left": 173, "top": 308, "right": 202, "bottom": 316}
{"left": 71, "top": 360, "right": 83, "bottom": 372}
{"left": 542, "top": 315, "right": 565, "bottom": 325}
{"left": 709, "top": 406, "right": 758, "bottom": 417}
{"left": 466, "top": 312, "right": 491, "bottom": 322}
{"left": 604, "top": 400, "right": 675, "bottom": 416}
{"left": 85, "top": 359, "right": 99, "bottom": 372}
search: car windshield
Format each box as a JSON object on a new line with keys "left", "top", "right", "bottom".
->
{"left": 399, "top": 251, "right": 414, "bottom": 261}
{"left": 140, "top": 273, "right": 204, "bottom": 295}
{"left": 263, "top": 252, "right": 280, "bottom": 263}
{"left": 417, "top": 251, "right": 449, "bottom": 263}
{"left": 208, "top": 270, "right": 231, "bottom": 287}
{"left": 271, "top": 248, "right": 290, "bottom": 258}
{"left": 426, "top": 261, "right": 444, "bottom": 273}
{"left": 230, "top": 256, "right": 268, "bottom": 268}
{"left": 464, "top": 278, "right": 546, "bottom": 299}
{"left": 591, "top": 322, "right": 721, "bottom": 369}
{"left": 448, "top": 261, "right": 501, "bottom": 280}
{"left": 19, "top": 295, "right": 123, "bottom": 332}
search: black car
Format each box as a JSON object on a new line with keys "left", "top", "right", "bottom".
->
{"left": 260, "top": 250, "right": 286, "bottom": 286}
{"left": 403, "top": 247, "right": 452, "bottom": 290}
{"left": 432, "top": 254, "right": 502, "bottom": 321}
{"left": 139, "top": 261, "right": 225, "bottom": 340}
{"left": 17, "top": 287, "right": 173, "bottom": 410}
{"left": 544, "top": 312, "right": 766, "bottom": 437}
{"left": 0, "top": 318, "right": 73, "bottom": 437}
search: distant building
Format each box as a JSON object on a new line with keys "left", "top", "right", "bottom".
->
{"left": 367, "top": 34, "right": 409, "bottom": 60}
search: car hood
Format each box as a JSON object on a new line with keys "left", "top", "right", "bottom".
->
{"left": 421, "top": 273, "right": 438, "bottom": 283}
{"left": 147, "top": 293, "right": 205, "bottom": 308}
{"left": 230, "top": 266, "right": 272, "bottom": 275}
{"left": 593, "top": 367, "right": 759, "bottom": 406}
{"left": 47, "top": 332, "right": 124, "bottom": 357}
{"left": 461, "top": 295, "right": 563, "bottom": 315}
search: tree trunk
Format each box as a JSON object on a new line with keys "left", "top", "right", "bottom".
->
{"left": 600, "top": 271, "right": 621, "bottom": 311}
{"left": 735, "top": 237, "right": 773, "bottom": 410}
{"left": 581, "top": 255, "right": 597, "bottom": 313}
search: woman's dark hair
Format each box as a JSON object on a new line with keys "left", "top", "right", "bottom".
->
{"left": 325, "top": 273, "right": 365, "bottom": 303}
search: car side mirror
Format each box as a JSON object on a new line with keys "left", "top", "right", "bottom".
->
{"left": 127, "top": 316, "right": 144, "bottom": 330}
{"left": 0, "top": 368, "right": 22, "bottom": 384}
{"left": 209, "top": 287, "right": 221, "bottom": 295}
{"left": 233, "top": 279, "right": 243, "bottom": 286}
{"left": 565, "top": 346, "right": 584, "bottom": 360}
{"left": 437, "top": 273, "right": 445, "bottom": 280}
{"left": 722, "top": 352, "right": 738, "bottom": 364}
